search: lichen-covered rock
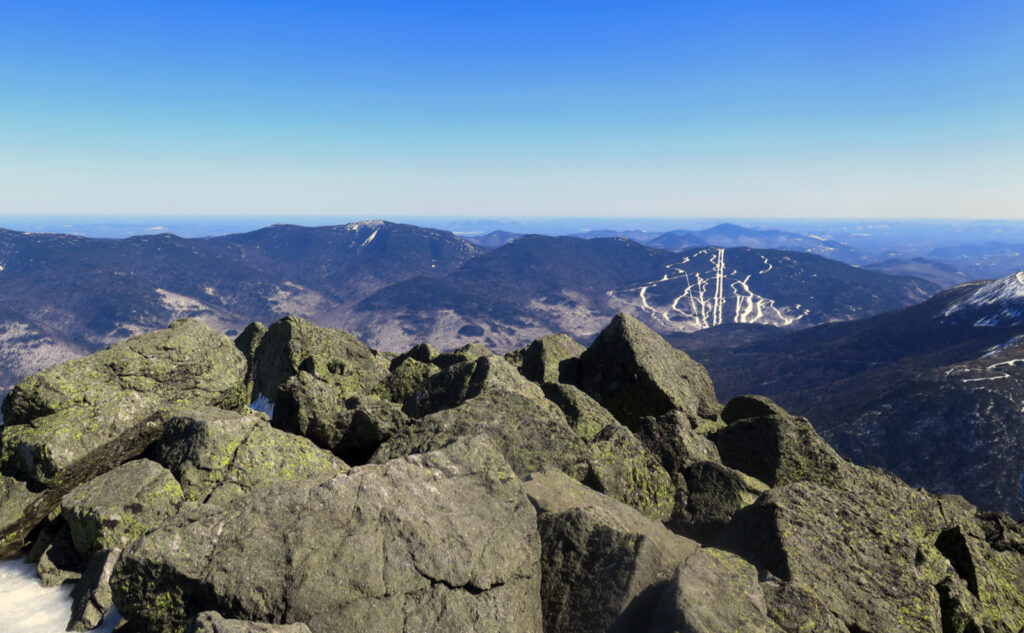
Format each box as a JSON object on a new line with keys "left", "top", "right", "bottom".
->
{"left": 61, "top": 459, "right": 183, "bottom": 558}
{"left": 432, "top": 342, "right": 493, "bottom": 369}
{"left": 578, "top": 314, "right": 720, "bottom": 427}
{"left": 673, "top": 461, "right": 768, "bottom": 542}
{"left": 68, "top": 548, "right": 121, "bottom": 632}
{"left": 649, "top": 547, "right": 770, "bottom": 633}
{"left": 713, "top": 396, "right": 846, "bottom": 487}
{"left": 111, "top": 436, "right": 543, "bottom": 633}
{"left": 760, "top": 578, "right": 850, "bottom": 633}
{"left": 152, "top": 407, "right": 347, "bottom": 505}
{"left": 722, "top": 467, "right": 1024, "bottom": 633}
{"left": 632, "top": 411, "right": 721, "bottom": 476}
{"left": 720, "top": 395, "right": 791, "bottom": 424}
{"left": 374, "top": 357, "right": 440, "bottom": 404}
{"left": 0, "top": 319, "right": 246, "bottom": 553}
{"left": 375, "top": 355, "right": 589, "bottom": 478}
{"left": 508, "top": 334, "right": 585, "bottom": 385}
{"left": 250, "top": 316, "right": 387, "bottom": 403}
{"left": 584, "top": 424, "right": 675, "bottom": 522}
{"left": 273, "top": 373, "right": 407, "bottom": 464}
{"left": 523, "top": 469, "right": 698, "bottom": 633}
{"left": 541, "top": 383, "right": 618, "bottom": 443}
{"left": 390, "top": 342, "right": 438, "bottom": 368}
{"left": 187, "top": 612, "right": 312, "bottom": 633}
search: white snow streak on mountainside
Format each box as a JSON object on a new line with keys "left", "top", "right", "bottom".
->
{"left": 0, "top": 557, "right": 119, "bottom": 633}
{"left": 360, "top": 228, "right": 380, "bottom": 248}
{"left": 944, "top": 271, "right": 1024, "bottom": 326}
{"left": 610, "top": 248, "right": 808, "bottom": 332}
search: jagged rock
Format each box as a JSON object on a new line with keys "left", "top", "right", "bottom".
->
{"left": 584, "top": 424, "right": 675, "bottom": 522}
{"left": 509, "top": 334, "right": 585, "bottom": 385}
{"left": 760, "top": 578, "right": 850, "bottom": 633}
{"left": 375, "top": 355, "right": 589, "bottom": 478}
{"left": 720, "top": 395, "right": 791, "bottom": 424}
{"left": 374, "top": 357, "right": 440, "bottom": 404}
{"left": 273, "top": 373, "right": 407, "bottom": 463}
{"left": 541, "top": 383, "right": 618, "bottom": 442}
{"left": 632, "top": 411, "right": 721, "bottom": 475}
{"left": 722, "top": 467, "right": 1024, "bottom": 633}
{"left": 432, "top": 342, "right": 493, "bottom": 369}
{"left": 538, "top": 382, "right": 674, "bottom": 520}
{"left": 111, "top": 436, "right": 543, "bottom": 633}
{"left": 250, "top": 316, "right": 388, "bottom": 403}
{"left": 61, "top": 459, "right": 183, "bottom": 558}
{"left": 187, "top": 612, "right": 312, "bottom": 633}
{"left": 713, "top": 397, "right": 846, "bottom": 487}
{"left": 36, "top": 521, "right": 86, "bottom": 586}
{"left": 152, "top": 407, "right": 347, "bottom": 505}
{"left": 673, "top": 461, "right": 768, "bottom": 541}
{"left": 68, "top": 548, "right": 121, "bottom": 631}
{"left": 0, "top": 319, "right": 246, "bottom": 554}
{"left": 578, "top": 314, "right": 720, "bottom": 427}
{"left": 649, "top": 548, "right": 770, "bottom": 633}
{"left": 389, "top": 342, "right": 438, "bottom": 368}
{"left": 523, "top": 469, "right": 698, "bottom": 633}
{"left": 234, "top": 322, "right": 268, "bottom": 400}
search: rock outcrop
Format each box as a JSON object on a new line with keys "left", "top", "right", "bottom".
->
{"left": 1, "top": 314, "right": 1023, "bottom": 633}
{"left": 0, "top": 318, "right": 246, "bottom": 555}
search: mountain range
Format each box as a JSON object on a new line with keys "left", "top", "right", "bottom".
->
{"left": 0, "top": 221, "right": 936, "bottom": 394}
{"left": 683, "top": 271, "right": 1024, "bottom": 516}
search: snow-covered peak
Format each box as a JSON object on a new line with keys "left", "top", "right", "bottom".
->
{"left": 346, "top": 219, "right": 386, "bottom": 231}
{"left": 944, "top": 271, "right": 1024, "bottom": 326}
{"left": 962, "top": 271, "right": 1024, "bottom": 307}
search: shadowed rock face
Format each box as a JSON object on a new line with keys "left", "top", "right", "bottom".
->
{"left": 578, "top": 313, "right": 720, "bottom": 427}
{"left": 3, "top": 314, "right": 1024, "bottom": 633}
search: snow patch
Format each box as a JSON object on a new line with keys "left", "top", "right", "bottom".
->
{"left": 944, "top": 271, "right": 1024, "bottom": 325}
{"left": 0, "top": 556, "right": 120, "bottom": 633}
{"left": 360, "top": 228, "right": 380, "bottom": 248}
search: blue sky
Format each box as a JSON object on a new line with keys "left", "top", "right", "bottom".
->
{"left": 1, "top": 1, "right": 1022, "bottom": 219}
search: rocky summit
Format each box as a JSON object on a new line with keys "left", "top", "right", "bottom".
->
{"left": 2, "top": 314, "right": 1024, "bottom": 633}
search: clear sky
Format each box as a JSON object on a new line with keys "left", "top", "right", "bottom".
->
{"left": 1, "top": 1, "right": 1022, "bottom": 219}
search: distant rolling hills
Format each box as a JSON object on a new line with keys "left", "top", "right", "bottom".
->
{"left": 0, "top": 221, "right": 938, "bottom": 395}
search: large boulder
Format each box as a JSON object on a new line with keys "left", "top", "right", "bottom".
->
{"left": 672, "top": 461, "right": 768, "bottom": 542}
{"left": 375, "top": 355, "right": 589, "bottom": 478}
{"left": 61, "top": 459, "right": 183, "bottom": 558}
{"left": 583, "top": 424, "right": 675, "bottom": 522}
{"left": 577, "top": 314, "right": 719, "bottom": 427}
{"left": 373, "top": 357, "right": 440, "bottom": 405}
{"left": 523, "top": 469, "right": 698, "bottom": 633}
{"left": 713, "top": 396, "right": 846, "bottom": 487}
{"left": 648, "top": 548, "right": 771, "bottom": 633}
{"left": 508, "top": 334, "right": 585, "bottom": 385}
{"left": 722, "top": 468, "right": 1024, "bottom": 632}
{"left": 0, "top": 319, "right": 246, "bottom": 555}
{"left": 273, "top": 373, "right": 409, "bottom": 464}
{"left": 111, "top": 436, "right": 543, "bottom": 633}
{"left": 250, "top": 316, "right": 388, "bottom": 403}
{"left": 541, "top": 383, "right": 618, "bottom": 443}
{"left": 151, "top": 407, "right": 348, "bottom": 505}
